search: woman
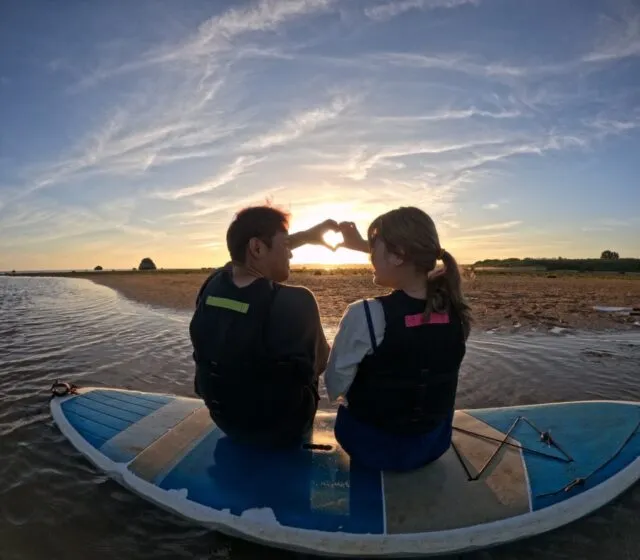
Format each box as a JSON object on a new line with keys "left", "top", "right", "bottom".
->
{"left": 325, "top": 207, "right": 471, "bottom": 472}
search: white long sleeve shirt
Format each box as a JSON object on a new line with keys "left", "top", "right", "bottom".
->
{"left": 324, "top": 298, "right": 387, "bottom": 403}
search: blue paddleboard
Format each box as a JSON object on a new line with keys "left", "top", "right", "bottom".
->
{"left": 50, "top": 386, "right": 640, "bottom": 557}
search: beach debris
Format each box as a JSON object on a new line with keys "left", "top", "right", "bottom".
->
{"left": 550, "top": 326, "right": 569, "bottom": 335}
{"left": 593, "top": 305, "right": 640, "bottom": 315}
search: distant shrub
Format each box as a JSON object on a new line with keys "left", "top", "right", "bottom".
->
{"left": 474, "top": 257, "right": 639, "bottom": 273}
{"left": 138, "top": 257, "right": 157, "bottom": 271}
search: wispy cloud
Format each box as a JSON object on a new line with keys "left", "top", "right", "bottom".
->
{"left": 0, "top": 200, "right": 166, "bottom": 250}
{"left": 482, "top": 202, "right": 500, "bottom": 210}
{"left": 152, "top": 156, "right": 264, "bottom": 200}
{"left": 171, "top": 186, "right": 288, "bottom": 219}
{"left": 582, "top": 11, "right": 640, "bottom": 63}
{"left": 242, "top": 95, "right": 353, "bottom": 150}
{"left": 73, "top": 0, "right": 335, "bottom": 90}
{"left": 466, "top": 220, "right": 522, "bottom": 232}
{"left": 581, "top": 218, "right": 635, "bottom": 232}
{"left": 365, "top": 0, "right": 479, "bottom": 22}
{"left": 371, "top": 108, "right": 522, "bottom": 123}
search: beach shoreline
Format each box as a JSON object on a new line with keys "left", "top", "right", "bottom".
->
{"left": 41, "top": 268, "right": 640, "bottom": 334}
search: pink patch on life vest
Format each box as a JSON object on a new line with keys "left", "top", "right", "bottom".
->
{"left": 404, "top": 311, "right": 450, "bottom": 327}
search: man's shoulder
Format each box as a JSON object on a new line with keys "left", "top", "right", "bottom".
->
{"left": 273, "top": 283, "right": 318, "bottom": 308}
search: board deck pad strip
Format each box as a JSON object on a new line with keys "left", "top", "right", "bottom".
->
{"left": 127, "top": 406, "right": 215, "bottom": 483}
{"left": 91, "top": 389, "right": 172, "bottom": 408}
{"left": 383, "top": 411, "right": 529, "bottom": 533}
{"left": 60, "top": 409, "right": 119, "bottom": 449}
{"left": 159, "top": 413, "right": 385, "bottom": 534}
{"left": 80, "top": 391, "right": 168, "bottom": 416}
{"left": 63, "top": 397, "right": 142, "bottom": 425}
{"left": 469, "top": 402, "right": 640, "bottom": 510}
{"left": 99, "top": 399, "right": 205, "bottom": 463}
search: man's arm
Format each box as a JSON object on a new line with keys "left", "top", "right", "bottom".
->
{"left": 287, "top": 219, "right": 340, "bottom": 251}
{"left": 268, "top": 286, "right": 329, "bottom": 379}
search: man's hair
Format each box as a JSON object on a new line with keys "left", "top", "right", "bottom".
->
{"left": 226, "top": 205, "right": 290, "bottom": 263}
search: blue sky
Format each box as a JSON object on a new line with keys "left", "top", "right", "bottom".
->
{"left": 1, "top": 0, "right": 639, "bottom": 270}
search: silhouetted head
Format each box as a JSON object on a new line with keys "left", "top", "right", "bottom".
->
{"left": 226, "top": 205, "right": 292, "bottom": 282}
{"left": 367, "top": 206, "right": 471, "bottom": 338}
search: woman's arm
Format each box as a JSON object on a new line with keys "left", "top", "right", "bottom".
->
{"left": 324, "top": 299, "right": 385, "bottom": 403}
{"left": 336, "top": 222, "right": 370, "bottom": 253}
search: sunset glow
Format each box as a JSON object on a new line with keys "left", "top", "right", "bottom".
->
{"left": 1, "top": 0, "right": 639, "bottom": 271}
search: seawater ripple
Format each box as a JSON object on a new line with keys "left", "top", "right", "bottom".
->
{"left": 0, "top": 276, "right": 639, "bottom": 560}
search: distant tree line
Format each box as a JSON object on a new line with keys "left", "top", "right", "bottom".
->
{"left": 474, "top": 250, "right": 639, "bottom": 273}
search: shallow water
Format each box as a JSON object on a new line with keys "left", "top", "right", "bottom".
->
{"left": 1, "top": 276, "right": 639, "bottom": 560}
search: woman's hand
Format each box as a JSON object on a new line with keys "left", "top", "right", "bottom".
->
{"left": 336, "top": 221, "right": 369, "bottom": 253}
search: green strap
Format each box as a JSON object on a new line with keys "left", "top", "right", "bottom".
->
{"left": 205, "top": 296, "right": 250, "bottom": 314}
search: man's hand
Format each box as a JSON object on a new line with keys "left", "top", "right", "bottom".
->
{"left": 288, "top": 219, "right": 341, "bottom": 251}
{"left": 335, "top": 221, "right": 370, "bottom": 253}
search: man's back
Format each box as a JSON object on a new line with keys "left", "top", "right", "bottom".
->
{"left": 190, "top": 266, "right": 328, "bottom": 447}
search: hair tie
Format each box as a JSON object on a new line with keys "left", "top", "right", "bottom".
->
{"left": 437, "top": 248, "right": 446, "bottom": 260}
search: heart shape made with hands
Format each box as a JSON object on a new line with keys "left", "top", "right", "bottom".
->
{"left": 323, "top": 230, "right": 344, "bottom": 251}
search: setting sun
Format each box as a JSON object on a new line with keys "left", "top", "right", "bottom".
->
{"left": 287, "top": 203, "right": 373, "bottom": 266}
{"left": 291, "top": 242, "right": 371, "bottom": 267}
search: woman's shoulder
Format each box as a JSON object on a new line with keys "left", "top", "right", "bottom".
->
{"left": 339, "top": 298, "right": 385, "bottom": 335}
{"left": 344, "top": 297, "right": 383, "bottom": 315}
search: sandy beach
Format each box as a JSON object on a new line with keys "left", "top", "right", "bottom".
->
{"left": 68, "top": 269, "right": 640, "bottom": 334}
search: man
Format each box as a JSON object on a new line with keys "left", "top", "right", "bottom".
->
{"left": 189, "top": 204, "right": 337, "bottom": 448}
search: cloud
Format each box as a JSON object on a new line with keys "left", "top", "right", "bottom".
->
{"left": 482, "top": 202, "right": 500, "bottom": 210}
{"left": 242, "top": 95, "right": 353, "bottom": 150}
{"left": 581, "top": 218, "right": 634, "bottom": 232}
{"left": 152, "top": 156, "right": 264, "bottom": 200}
{"left": 311, "top": 137, "right": 511, "bottom": 181}
{"left": 371, "top": 108, "right": 522, "bottom": 124}
{"left": 365, "top": 0, "right": 479, "bottom": 22}
{"left": 0, "top": 200, "right": 166, "bottom": 250}
{"left": 73, "top": 0, "right": 335, "bottom": 89}
{"left": 466, "top": 220, "right": 522, "bottom": 232}
{"left": 171, "top": 185, "right": 288, "bottom": 219}
{"left": 582, "top": 12, "right": 640, "bottom": 63}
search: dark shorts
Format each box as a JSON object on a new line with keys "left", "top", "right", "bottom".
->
{"left": 334, "top": 405, "right": 453, "bottom": 472}
{"left": 195, "top": 366, "right": 318, "bottom": 449}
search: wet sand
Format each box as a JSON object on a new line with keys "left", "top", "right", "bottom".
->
{"left": 72, "top": 269, "right": 640, "bottom": 333}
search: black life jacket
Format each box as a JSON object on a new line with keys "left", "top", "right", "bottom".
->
{"left": 189, "top": 266, "right": 316, "bottom": 432}
{"left": 345, "top": 290, "right": 466, "bottom": 435}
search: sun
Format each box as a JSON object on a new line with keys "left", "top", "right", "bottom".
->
{"left": 292, "top": 234, "right": 371, "bottom": 266}
{"left": 287, "top": 202, "right": 372, "bottom": 267}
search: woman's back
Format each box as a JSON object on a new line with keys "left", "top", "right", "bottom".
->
{"left": 325, "top": 207, "right": 472, "bottom": 472}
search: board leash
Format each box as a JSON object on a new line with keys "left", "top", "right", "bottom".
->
{"left": 49, "top": 380, "right": 79, "bottom": 401}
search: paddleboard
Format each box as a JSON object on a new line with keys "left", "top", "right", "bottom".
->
{"left": 49, "top": 385, "right": 640, "bottom": 557}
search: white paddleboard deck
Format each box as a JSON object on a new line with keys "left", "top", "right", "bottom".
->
{"left": 50, "top": 387, "right": 640, "bottom": 557}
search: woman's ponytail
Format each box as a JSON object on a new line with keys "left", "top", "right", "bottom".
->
{"left": 443, "top": 249, "right": 472, "bottom": 339}
{"left": 427, "top": 249, "right": 472, "bottom": 340}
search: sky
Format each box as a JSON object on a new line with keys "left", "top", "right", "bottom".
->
{"left": 1, "top": 0, "right": 639, "bottom": 271}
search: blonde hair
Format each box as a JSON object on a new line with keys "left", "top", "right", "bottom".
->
{"left": 367, "top": 206, "right": 472, "bottom": 339}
